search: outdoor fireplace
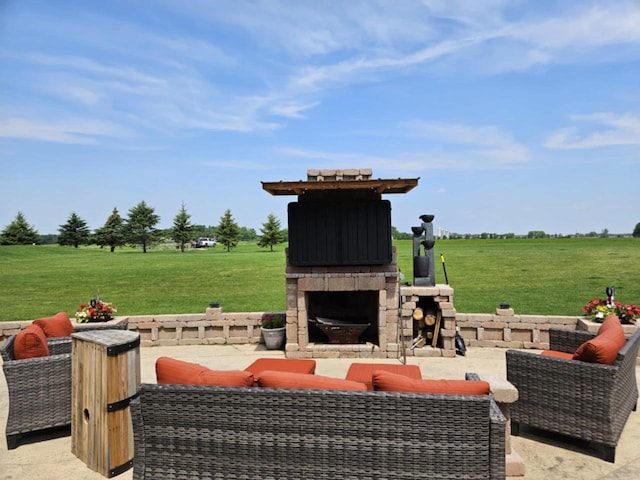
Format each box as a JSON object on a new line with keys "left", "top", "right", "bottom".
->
{"left": 262, "top": 168, "right": 421, "bottom": 358}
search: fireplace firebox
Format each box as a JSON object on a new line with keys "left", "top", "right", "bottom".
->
{"left": 307, "top": 291, "right": 378, "bottom": 344}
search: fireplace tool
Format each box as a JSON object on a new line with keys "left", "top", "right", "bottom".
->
{"left": 441, "top": 253, "right": 449, "bottom": 285}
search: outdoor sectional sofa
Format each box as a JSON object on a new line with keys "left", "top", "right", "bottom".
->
{"left": 1, "top": 315, "right": 127, "bottom": 449}
{"left": 130, "top": 372, "right": 506, "bottom": 479}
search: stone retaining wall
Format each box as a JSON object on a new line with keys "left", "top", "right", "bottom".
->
{"left": 456, "top": 309, "right": 580, "bottom": 349}
{"left": 0, "top": 307, "right": 600, "bottom": 355}
{"left": 128, "top": 307, "right": 267, "bottom": 347}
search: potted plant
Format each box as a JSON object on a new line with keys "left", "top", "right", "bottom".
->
{"left": 579, "top": 286, "right": 640, "bottom": 334}
{"left": 75, "top": 296, "right": 117, "bottom": 323}
{"left": 583, "top": 298, "right": 640, "bottom": 324}
{"left": 260, "top": 313, "right": 286, "bottom": 349}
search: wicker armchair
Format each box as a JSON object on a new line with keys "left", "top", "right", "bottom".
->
{"left": 1, "top": 322, "right": 127, "bottom": 449}
{"left": 506, "top": 328, "right": 640, "bottom": 462}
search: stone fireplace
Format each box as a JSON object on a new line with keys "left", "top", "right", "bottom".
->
{"left": 284, "top": 248, "right": 402, "bottom": 358}
{"left": 262, "top": 168, "right": 456, "bottom": 359}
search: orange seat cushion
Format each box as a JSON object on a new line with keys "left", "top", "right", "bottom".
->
{"left": 257, "top": 370, "right": 367, "bottom": 391}
{"left": 541, "top": 350, "right": 574, "bottom": 360}
{"left": 372, "top": 370, "right": 491, "bottom": 395}
{"left": 13, "top": 323, "right": 50, "bottom": 359}
{"left": 156, "top": 357, "right": 254, "bottom": 387}
{"left": 33, "top": 311, "right": 75, "bottom": 338}
{"left": 346, "top": 363, "right": 422, "bottom": 390}
{"left": 573, "top": 315, "right": 626, "bottom": 365}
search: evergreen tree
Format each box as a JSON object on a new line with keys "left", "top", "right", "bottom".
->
{"left": 58, "top": 212, "right": 90, "bottom": 248}
{"left": 125, "top": 201, "right": 161, "bottom": 253}
{"left": 216, "top": 209, "right": 240, "bottom": 252}
{"left": 258, "top": 213, "right": 284, "bottom": 252}
{"left": 633, "top": 223, "right": 640, "bottom": 238}
{"left": 0, "top": 211, "right": 40, "bottom": 245}
{"left": 170, "top": 202, "right": 194, "bottom": 252}
{"left": 94, "top": 207, "right": 125, "bottom": 252}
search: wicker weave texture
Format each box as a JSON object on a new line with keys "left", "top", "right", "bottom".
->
{"left": 132, "top": 383, "right": 506, "bottom": 479}
{"left": 2, "top": 337, "right": 72, "bottom": 437}
{"left": 1, "top": 323, "right": 128, "bottom": 448}
{"left": 506, "top": 328, "right": 640, "bottom": 458}
{"left": 548, "top": 328, "right": 595, "bottom": 353}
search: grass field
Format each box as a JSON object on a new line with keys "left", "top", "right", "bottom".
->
{"left": 0, "top": 238, "right": 638, "bottom": 322}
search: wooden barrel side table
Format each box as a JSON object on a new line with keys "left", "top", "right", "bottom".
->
{"left": 71, "top": 329, "right": 140, "bottom": 478}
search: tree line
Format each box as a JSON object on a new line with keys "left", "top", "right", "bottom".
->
{"left": 0, "top": 202, "right": 287, "bottom": 253}
{"left": 3, "top": 205, "right": 639, "bottom": 249}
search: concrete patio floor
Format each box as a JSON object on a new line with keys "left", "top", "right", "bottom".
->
{"left": 2, "top": 344, "right": 640, "bottom": 479}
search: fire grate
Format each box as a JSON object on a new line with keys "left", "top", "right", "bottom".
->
{"left": 309, "top": 317, "right": 371, "bottom": 344}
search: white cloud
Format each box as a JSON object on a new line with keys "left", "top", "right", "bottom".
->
{"left": 545, "top": 113, "right": 640, "bottom": 149}
{"left": 171, "top": 0, "right": 444, "bottom": 57}
{"left": 514, "top": 4, "right": 640, "bottom": 50}
{"left": 268, "top": 101, "right": 319, "bottom": 119}
{"left": 0, "top": 117, "right": 121, "bottom": 144}
{"left": 279, "top": 120, "right": 531, "bottom": 172}
{"left": 5, "top": 1, "right": 640, "bottom": 145}
{"left": 25, "top": 52, "right": 167, "bottom": 90}
{"left": 401, "top": 120, "right": 530, "bottom": 167}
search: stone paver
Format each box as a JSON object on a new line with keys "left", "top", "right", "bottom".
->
{"left": 2, "top": 344, "right": 640, "bottom": 479}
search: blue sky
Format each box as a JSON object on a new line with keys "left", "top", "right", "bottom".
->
{"left": 1, "top": 0, "right": 639, "bottom": 236}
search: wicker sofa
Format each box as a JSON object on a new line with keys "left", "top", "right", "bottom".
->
{"left": 1, "top": 322, "right": 128, "bottom": 449}
{"left": 506, "top": 328, "right": 640, "bottom": 462}
{"left": 131, "top": 373, "right": 506, "bottom": 480}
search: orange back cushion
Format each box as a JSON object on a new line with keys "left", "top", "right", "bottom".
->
{"left": 372, "top": 370, "right": 491, "bottom": 395}
{"left": 345, "top": 363, "right": 423, "bottom": 390}
{"left": 13, "top": 323, "right": 50, "bottom": 359}
{"left": 597, "top": 314, "right": 622, "bottom": 336}
{"left": 573, "top": 315, "right": 626, "bottom": 365}
{"left": 155, "top": 356, "right": 254, "bottom": 387}
{"left": 33, "top": 311, "right": 75, "bottom": 338}
{"left": 258, "top": 370, "right": 367, "bottom": 391}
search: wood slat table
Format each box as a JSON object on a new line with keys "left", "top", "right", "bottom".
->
{"left": 71, "top": 330, "right": 140, "bottom": 478}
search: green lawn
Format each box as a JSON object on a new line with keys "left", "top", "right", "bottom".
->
{"left": 0, "top": 238, "right": 638, "bottom": 321}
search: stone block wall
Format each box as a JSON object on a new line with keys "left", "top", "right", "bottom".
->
{"left": 306, "top": 168, "right": 372, "bottom": 182}
{"left": 0, "top": 309, "right": 270, "bottom": 348}
{"left": 1, "top": 308, "right": 637, "bottom": 363}
{"left": 456, "top": 309, "right": 581, "bottom": 348}
{"left": 128, "top": 308, "right": 268, "bottom": 347}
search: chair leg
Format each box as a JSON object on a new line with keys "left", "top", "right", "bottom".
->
{"left": 6, "top": 433, "right": 20, "bottom": 450}
{"left": 511, "top": 421, "right": 520, "bottom": 436}
{"left": 602, "top": 445, "right": 616, "bottom": 463}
